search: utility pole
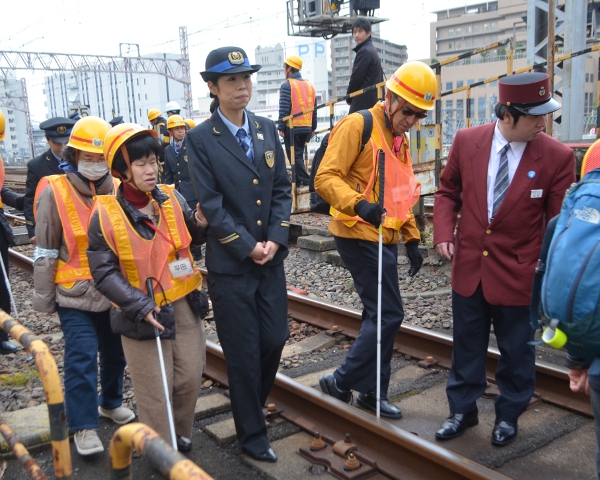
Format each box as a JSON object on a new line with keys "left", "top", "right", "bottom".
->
{"left": 20, "top": 78, "right": 34, "bottom": 158}
{"left": 179, "top": 26, "right": 193, "bottom": 117}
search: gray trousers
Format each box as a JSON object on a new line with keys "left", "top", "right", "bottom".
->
{"left": 122, "top": 298, "right": 205, "bottom": 441}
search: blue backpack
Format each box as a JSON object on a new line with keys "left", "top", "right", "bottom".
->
{"left": 532, "top": 168, "right": 600, "bottom": 360}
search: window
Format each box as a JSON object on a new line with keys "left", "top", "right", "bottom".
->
{"left": 145, "top": 94, "right": 148, "bottom": 100}
{"left": 445, "top": 81, "right": 453, "bottom": 90}
{"left": 445, "top": 100, "right": 454, "bottom": 119}
{"left": 478, "top": 78, "right": 484, "bottom": 83}
{"left": 446, "top": 100, "right": 453, "bottom": 109}
{"left": 468, "top": 98, "right": 475, "bottom": 117}
{"left": 467, "top": 79, "right": 475, "bottom": 85}
{"left": 456, "top": 28, "right": 461, "bottom": 34}
{"left": 492, "top": 35, "right": 498, "bottom": 42}
{"left": 484, "top": 23, "right": 489, "bottom": 31}
{"left": 448, "top": 28, "right": 454, "bottom": 36}
{"left": 592, "top": 74, "right": 595, "bottom": 83}
{"left": 448, "top": 43, "right": 453, "bottom": 50}
{"left": 467, "top": 26, "right": 472, "bottom": 33}
{"left": 456, "top": 42, "right": 461, "bottom": 49}
{"left": 457, "top": 80, "right": 464, "bottom": 88}
{"left": 474, "top": 25, "right": 479, "bottom": 33}
{"left": 466, "top": 39, "right": 472, "bottom": 47}
{"left": 491, "top": 22, "right": 497, "bottom": 30}
{"left": 586, "top": 74, "right": 590, "bottom": 82}
{"left": 478, "top": 97, "right": 487, "bottom": 118}
{"left": 456, "top": 99, "right": 465, "bottom": 120}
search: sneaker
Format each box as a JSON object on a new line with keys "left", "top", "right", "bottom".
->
{"left": 73, "top": 430, "right": 104, "bottom": 456}
{"left": 99, "top": 405, "right": 136, "bottom": 425}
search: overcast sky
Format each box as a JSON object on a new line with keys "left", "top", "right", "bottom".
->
{"left": 1, "top": 0, "right": 475, "bottom": 122}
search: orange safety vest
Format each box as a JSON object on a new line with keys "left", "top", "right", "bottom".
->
{"left": 38, "top": 175, "right": 95, "bottom": 285}
{"left": 331, "top": 117, "right": 421, "bottom": 231}
{"left": 93, "top": 184, "right": 201, "bottom": 306}
{"left": 34, "top": 175, "right": 119, "bottom": 220}
{"left": 288, "top": 78, "right": 315, "bottom": 128}
{"left": 0, "top": 160, "right": 4, "bottom": 209}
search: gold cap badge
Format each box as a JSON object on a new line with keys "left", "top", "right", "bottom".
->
{"left": 57, "top": 126, "right": 67, "bottom": 135}
{"left": 228, "top": 52, "right": 244, "bottom": 65}
{"left": 539, "top": 86, "right": 546, "bottom": 97}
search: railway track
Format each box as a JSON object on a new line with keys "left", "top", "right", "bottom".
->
{"left": 5, "top": 246, "right": 596, "bottom": 479}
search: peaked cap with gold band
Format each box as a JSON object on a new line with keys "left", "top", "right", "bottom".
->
{"left": 39, "top": 117, "right": 77, "bottom": 143}
{"left": 200, "top": 46, "right": 262, "bottom": 83}
{"left": 498, "top": 72, "right": 561, "bottom": 116}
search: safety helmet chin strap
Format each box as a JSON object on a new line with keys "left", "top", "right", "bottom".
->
{"left": 118, "top": 144, "right": 140, "bottom": 189}
{"left": 384, "top": 90, "right": 406, "bottom": 137}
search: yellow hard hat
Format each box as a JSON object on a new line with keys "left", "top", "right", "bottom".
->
{"left": 147, "top": 109, "right": 161, "bottom": 121}
{"left": 285, "top": 55, "right": 303, "bottom": 70}
{"left": 184, "top": 118, "right": 196, "bottom": 129}
{"left": 0, "top": 110, "right": 5, "bottom": 142}
{"left": 104, "top": 123, "right": 158, "bottom": 173}
{"left": 581, "top": 138, "right": 600, "bottom": 178}
{"left": 386, "top": 61, "right": 437, "bottom": 111}
{"left": 167, "top": 115, "right": 186, "bottom": 130}
{"left": 66, "top": 116, "right": 111, "bottom": 154}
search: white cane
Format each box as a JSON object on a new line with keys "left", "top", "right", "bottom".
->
{"left": 146, "top": 278, "right": 177, "bottom": 451}
{"left": 376, "top": 150, "right": 385, "bottom": 419}
{"left": 0, "top": 252, "right": 19, "bottom": 320}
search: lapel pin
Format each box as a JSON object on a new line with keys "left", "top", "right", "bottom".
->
{"left": 527, "top": 171, "right": 536, "bottom": 179}
{"left": 257, "top": 132, "right": 264, "bottom": 140}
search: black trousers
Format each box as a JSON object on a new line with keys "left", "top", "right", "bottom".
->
{"left": 447, "top": 285, "right": 535, "bottom": 423}
{"left": 334, "top": 236, "right": 404, "bottom": 395}
{"left": 0, "top": 234, "right": 11, "bottom": 341}
{"left": 207, "top": 263, "right": 289, "bottom": 455}
{"left": 283, "top": 130, "right": 311, "bottom": 186}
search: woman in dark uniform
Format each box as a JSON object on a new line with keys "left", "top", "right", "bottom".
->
{"left": 186, "top": 46, "right": 292, "bottom": 462}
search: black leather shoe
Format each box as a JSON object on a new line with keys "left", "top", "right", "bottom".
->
{"left": 319, "top": 373, "right": 352, "bottom": 404}
{"left": 243, "top": 447, "right": 277, "bottom": 463}
{"left": 435, "top": 410, "right": 479, "bottom": 440}
{"left": 176, "top": 435, "right": 192, "bottom": 452}
{"left": 0, "top": 341, "right": 17, "bottom": 355}
{"left": 491, "top": 420, "right": 517, "bottom": 447}
{"left": 356, "top": 393, "right": 402, "bottom": 419}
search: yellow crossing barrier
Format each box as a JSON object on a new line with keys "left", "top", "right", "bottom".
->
{"left": 110, "top": 423, "right": 213, "bottom": 480}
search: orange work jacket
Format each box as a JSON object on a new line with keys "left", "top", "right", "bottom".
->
{"left": 288, "top": 78, "right": 315, "bottom": 128}
{"left": 331, "top": 116, "right": 421, "bottom": 231}
{"left": 93, "top": 184, "right": 201, "bottom": 306}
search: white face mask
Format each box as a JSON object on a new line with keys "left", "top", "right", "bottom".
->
{"left": 78, "top": 160, "right": 109, "bottom": 181}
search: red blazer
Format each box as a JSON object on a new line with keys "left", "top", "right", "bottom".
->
{"left": 433, "top": 123, "right": 575, "bottom": 306}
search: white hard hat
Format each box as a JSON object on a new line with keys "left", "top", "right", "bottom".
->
{"left": 165, "top": 101, "right": 181, "bottom": 113}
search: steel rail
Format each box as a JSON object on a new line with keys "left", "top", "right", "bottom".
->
{"left": 11, "top": 257, "right": 592, "bottom": 416}
{"left": 204, "top": 341, "right": 506, "bottom": 480}
{"left": 285, "top": 292, "right": 593, "bottom": 417}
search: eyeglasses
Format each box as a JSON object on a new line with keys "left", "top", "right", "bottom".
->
{"left": 401, "top": 106, "right": 429, "bottom": 120}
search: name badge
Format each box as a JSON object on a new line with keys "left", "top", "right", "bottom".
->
{"left": 531, "top": 189, "right": 543, "bottom": 198}
{"left": 168, "top": 258, "right": 193, "bottom": 279}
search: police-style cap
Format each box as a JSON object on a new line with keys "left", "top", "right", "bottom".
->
{"left": 109, "top": 116, "right": 124, "bottom": 127}
{"left": 39, "top": 117, "right": 76, "bottom": 143}
{"left": 200, "top": 47, "right": 261, "bottom": 82}
{"left": 498, "top": 72, "right": 560, "bottom": 116}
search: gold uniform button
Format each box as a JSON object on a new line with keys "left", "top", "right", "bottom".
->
{"left": 483, "top": 251, "right": 489, "bottom": 256}
{"left": 256, "top": 200, "right": 262, "bottom": 206}
{"left": 253, "top": 179, "right": 259, "bottom": 185}
{"left": 257, "top": 220, "right": 262, "bottom": 226}
{"left": 486, "top": 229, "right": 491, "bottom": 234}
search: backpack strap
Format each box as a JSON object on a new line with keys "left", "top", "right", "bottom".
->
{"left": 530, "top": 215, "right": 559, "bottom": 332}
{"left": 357, "top": 109, "right": 373, "bottom": 153}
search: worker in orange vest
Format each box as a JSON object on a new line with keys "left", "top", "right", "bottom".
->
{"left": 87, "top": 123, "right": 208, "bottom": 452}
{"left": 32, "top": 116, "right": 134, "bottom": 457}
{"left": 278, "top": 55, "right": 317, "bottom": 187}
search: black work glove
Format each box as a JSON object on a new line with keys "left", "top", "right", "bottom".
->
{"left": 354, "top": 200, "right": 384, "bottom": 228}
{"left": 405, "top": 241, "right": 423, "bottom": 277}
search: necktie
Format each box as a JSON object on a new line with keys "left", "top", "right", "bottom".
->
{"left": 492, "top": 143, "right": 511, "bottom": 218}
{"left": 236, "top": 128, "right": 253, "bottom": 162}
{"left": 174, "top": 142, "right": 181, "bottom": 155}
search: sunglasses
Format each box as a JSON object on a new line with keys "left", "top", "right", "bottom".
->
{"left": 401, "top": 106, "right": 429, "bottom": 119}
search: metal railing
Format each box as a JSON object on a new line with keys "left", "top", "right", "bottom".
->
{"left": 0, "top": 309, "right": 72, "bottom": 479}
